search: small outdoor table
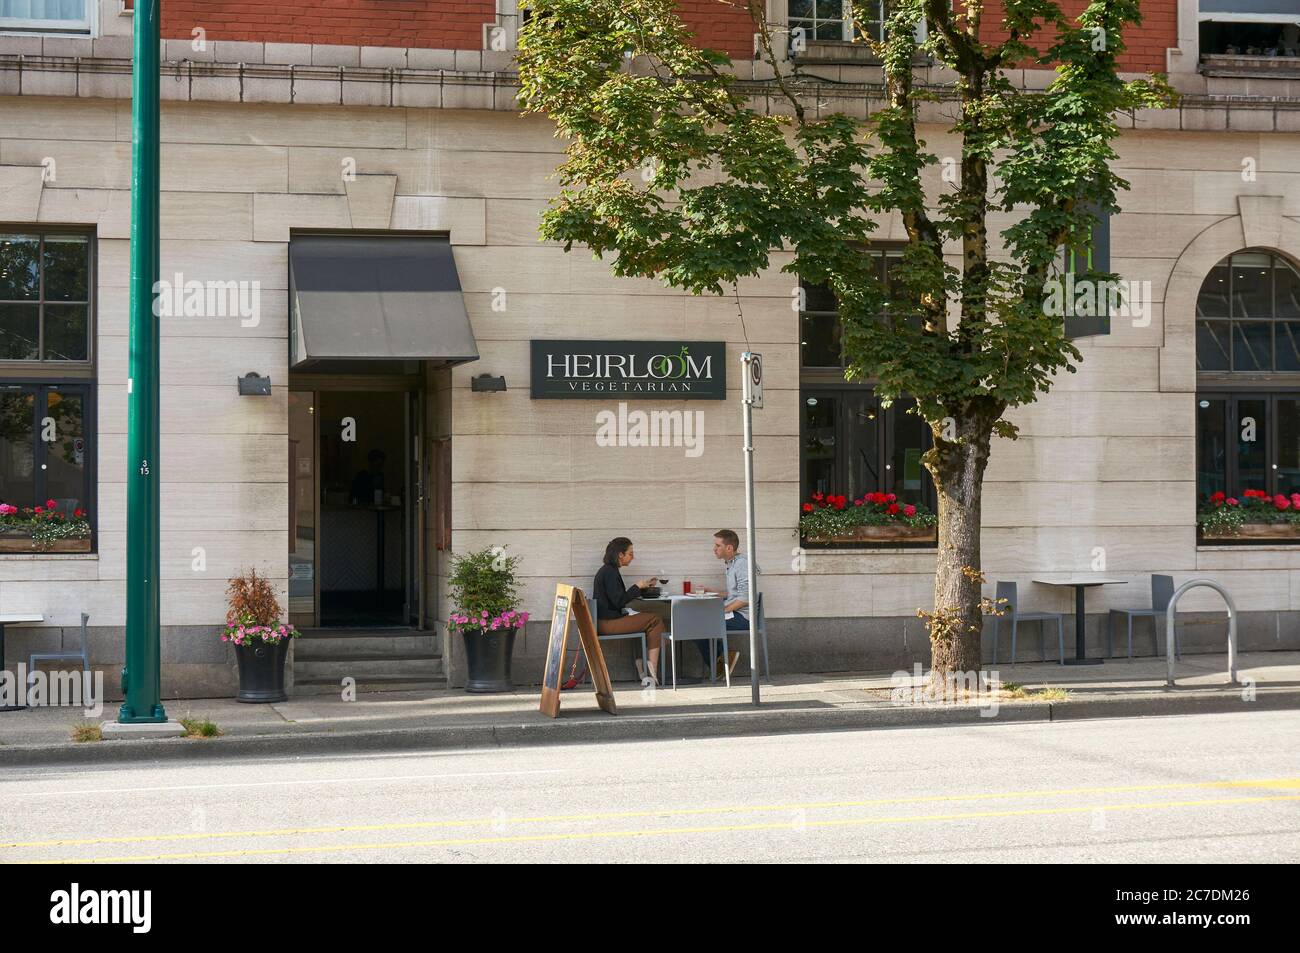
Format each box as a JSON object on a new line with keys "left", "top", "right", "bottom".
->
{"left": 0, "top": 613, "right": 44, "bottom": 712}
{"left": 1032, "top": 578, "right": 1125, "bottom": 666}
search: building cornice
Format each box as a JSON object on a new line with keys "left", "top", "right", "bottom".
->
{"left": 3, "top": 54, "right": 1300, "bottom": 133}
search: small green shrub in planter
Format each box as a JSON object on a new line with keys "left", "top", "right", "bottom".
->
{"left": 448, "top": 547, "right": 528, "bottom": 693}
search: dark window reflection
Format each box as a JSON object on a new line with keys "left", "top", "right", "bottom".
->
{"left": 0, "top": 304, "right": 40, "bottom": 360}
{"left": 1236, "top": 398, "right": 1268, "bottom": 492}
{"left": 0, "top": 235, "right": 40, "bottom": 300}
{"left": 1196, "top": 398, "right": 1227, "bottom": 499}
{"left": 802, "top": 394, "right": 837, "bottom": 499}
{"left": 0, "top": 389, "right": 36, "bottom": 508}
{"left": 1278, "top": 399, "right": 1300, "bottom": 498}
{"left": 44, "top": 390, "right": 85, "bottom": 510}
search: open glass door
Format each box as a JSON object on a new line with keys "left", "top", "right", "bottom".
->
{"left": 288, "top": 390, "right": 317, "bottom": 628}
{"left": 407, "top": 391, "right": 425, "bottom": 628}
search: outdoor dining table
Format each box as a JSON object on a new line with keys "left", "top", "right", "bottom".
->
{"left": 0, "top": 613, "right": 44, "bottom": 712}
{"left": 1032, "top": 578, "right": 1126, "bottom": 666}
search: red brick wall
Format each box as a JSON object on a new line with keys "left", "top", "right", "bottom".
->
{"left": 160, "top": 1, "right": 494, "bottom": 50}
{"left": 155, "top": 1, "right": 1176, "bottom": 72}
{"left": 975, "top": 1, "right": 1178, "bottom": 74}
{"left": 677, "top": 0, "right": 757, "bottom": 59}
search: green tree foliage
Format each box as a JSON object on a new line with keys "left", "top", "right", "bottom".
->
{"left": 518, "top": 0, "right": 1173, "bottom": 673}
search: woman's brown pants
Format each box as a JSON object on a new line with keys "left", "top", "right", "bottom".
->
{"left": 597, "top": 611, "right": 664, "bottom": 650}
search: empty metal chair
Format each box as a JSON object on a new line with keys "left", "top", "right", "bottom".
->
{"left": 1107, "top": 574, "right": 1180, "bottom": 659}
{"left": 590, "top": 596, "right": 650, "bottom": 683}
{"left": 666, "top": 596, "right": 725, "bottom": 690}
{"left": 28, "top": 612, "right": 91, "bottom": 682}
{"left": 990, "top": 582, "right": 1065, "bottom": 665}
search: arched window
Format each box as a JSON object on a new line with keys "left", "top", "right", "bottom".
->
{"left": 1195, "top": 249, "right": 1300, "bottom": 537}
{"left": 1196, "top": 249, "right": 1300, "bottom": 372}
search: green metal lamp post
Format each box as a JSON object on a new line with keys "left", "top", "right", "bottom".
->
{"left": 118, "top": 0, "right": 166, "bottom": 724}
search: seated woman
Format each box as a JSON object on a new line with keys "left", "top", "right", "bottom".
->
{"left": 593, "top": 537, "right": 665, "bottom": 685}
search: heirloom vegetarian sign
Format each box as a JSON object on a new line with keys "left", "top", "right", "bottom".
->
{"left": 530, "top": 340, "right": 727, "bottom": 399}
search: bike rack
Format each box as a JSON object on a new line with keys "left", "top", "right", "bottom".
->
{"left": 1165, "top": 579, "right": 1237, "bottom": 687}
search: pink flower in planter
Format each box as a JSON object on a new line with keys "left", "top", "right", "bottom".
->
{"left": 904, "top": 504, "right": 916, "bottom": 517}
{"left": 1276, "top": 496, "right": 1291, "bottom": 510}
{"left": 1226, "top": 498, "right": 1239, "bottom": 506}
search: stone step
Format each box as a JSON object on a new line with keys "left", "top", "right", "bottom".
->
{"left": 294, "top": 656, "right": 444, "bottom": 680}
{"left": 292, "top": 674, "right": 448, "bottom": 696}
{"left": 294, "top": 631, "right": 441, "bottom": 658}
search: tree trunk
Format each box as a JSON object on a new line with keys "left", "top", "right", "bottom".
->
{"left": 924, "top": 400, "right": 1000, "bottom": 678}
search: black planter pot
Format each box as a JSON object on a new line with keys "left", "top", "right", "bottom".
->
{"left": 462, "top": 626, "right": 517, "bottom": 693}
{"left": 233, "top": 638, "right": 291, "bottom": 703}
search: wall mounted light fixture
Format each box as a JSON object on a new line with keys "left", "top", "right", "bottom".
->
{"left": 237, "top": 372, "right": 272, "bottom": 396}
{"left": 470, "top": 374, "right": 507, "bottom": 393}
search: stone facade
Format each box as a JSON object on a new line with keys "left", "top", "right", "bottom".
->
{"left": 0, "top": 1, "right": 1297, "bottom": 695}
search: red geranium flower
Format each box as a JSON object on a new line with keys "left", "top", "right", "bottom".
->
{"left": 1227, "top": 498, "right": 1239, "bottom": 506}
{"left": 1210, "top": 491, "right": 1226, "bottom": 505}
{"left": 44, "top": 498, "right": 56, "bottom": 510}
{"left": 802, "top": 502, "right": 813, "bottom": 513}
{"left": 904, "top": 504, "right": 916, "bottom": 518}
{"left": 886, "top": 493, "right": 896, "bottom": 503}
{"left": 812, "top": 491, "right": 824, "bottom": 502}
{"left": 831, "top": 495, "right": 847, "bottom": 510}
{"left": 73, "top": 508, "right": 84, "bottom": 518}
{"left": 887, "top": 503, "right": 900, "bottom": 515}
{"left": 1276, "top": 496, "right": 1291, "bottom": 510}
{"left": 34, "top": 506, "right": 42, "bottom": 513}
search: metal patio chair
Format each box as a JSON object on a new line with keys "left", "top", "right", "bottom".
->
{"left": 590, "top": 597, "right": 650, "bottom": 683}
{"left": 717, "top": 591, "right": 770, "bottom": 681}
{"left": 1107, "top": 574, "right": 1180, "bottom": 659}
{"left": 990, "top": 582, "right": 1065, "bottom": 665}
{"left": 666, "top": 596, "right": 725, "bottom": 690}
{"left": 28, "top": 612, "right": 91, "bottom": 682}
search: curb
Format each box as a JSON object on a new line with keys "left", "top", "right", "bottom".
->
{"left": 0, "top": 686, "right": 1292, "bottom": 769}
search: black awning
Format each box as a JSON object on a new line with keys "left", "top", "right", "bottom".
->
{"left": 289, "top": 235, "right": 479, "bottom": 369}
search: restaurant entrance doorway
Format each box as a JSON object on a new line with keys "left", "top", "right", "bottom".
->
{"left": 288, "top": 380, "right": 426, "bottom": 629}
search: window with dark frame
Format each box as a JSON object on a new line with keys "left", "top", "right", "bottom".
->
{"left": 1196, "top": 249, "right": 1300, "bottom": 373}
{"left": 799, "top": 245, "right": 936, "bottom": 536}
{"left": 1196, "top": 393, "right": 1300, "bottom": 501}
{"left": 0, "top": 228, "right": 95, "bottom": 543}
{"left": 1195, "top": 248, "right": 1300, "bottom": 542}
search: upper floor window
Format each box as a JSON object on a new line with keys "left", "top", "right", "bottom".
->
{"left": 0, "top": 231, "right": 92, "bottom": 364}
{"left": 1199, "top": 3, "right": 1300, "bottom": 58}
{"left": 1196, "top": 249, "right": 1300, "bottom": 373}
{"left": 788, "top": 0, "right": 886, "bottom": 43}
{"left": 0, "top": 0, "right": 92, "bottom": 34}
{"left": 800, "top": 246, "right": 904, "bottom": 369}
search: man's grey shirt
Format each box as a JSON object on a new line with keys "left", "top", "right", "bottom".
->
{"left": 725, "top": 553, "right": 757, "bottom": 608}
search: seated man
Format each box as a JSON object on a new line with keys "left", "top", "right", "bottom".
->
{"left": 700, "top": 528, "right": 756, "bottom": 678}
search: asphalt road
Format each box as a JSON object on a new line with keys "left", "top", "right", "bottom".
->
{"left": 2, "top": 710, "right": 1298, "bottom": 863}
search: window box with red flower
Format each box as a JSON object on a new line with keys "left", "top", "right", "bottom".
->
{"left": 1198, "top": 490, "right": 1300, "bottom": 541}
{"left": 0, "top": 501, "right": 91, "bottom": 552}
{"left": 800, "top": 491, "right": 938, "bottom": 545}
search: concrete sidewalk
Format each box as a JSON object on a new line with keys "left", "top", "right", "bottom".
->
{"left": 1, "top": 651, "right": 1295, "bottom": 767}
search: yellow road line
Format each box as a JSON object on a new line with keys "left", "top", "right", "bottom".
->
{"left": 13, "top": 792, "right": 1300, "bottom": 864}
{"left": 4, "top": 776, "right": 1297, "bottom": 852}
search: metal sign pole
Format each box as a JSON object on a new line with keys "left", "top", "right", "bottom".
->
{"left": 741, "top": 352, "right": 762, "bottom": 706}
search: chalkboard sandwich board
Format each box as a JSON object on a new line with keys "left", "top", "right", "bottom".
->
{"left": 539, "top": 584, "right": 616, "bottom": 719}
